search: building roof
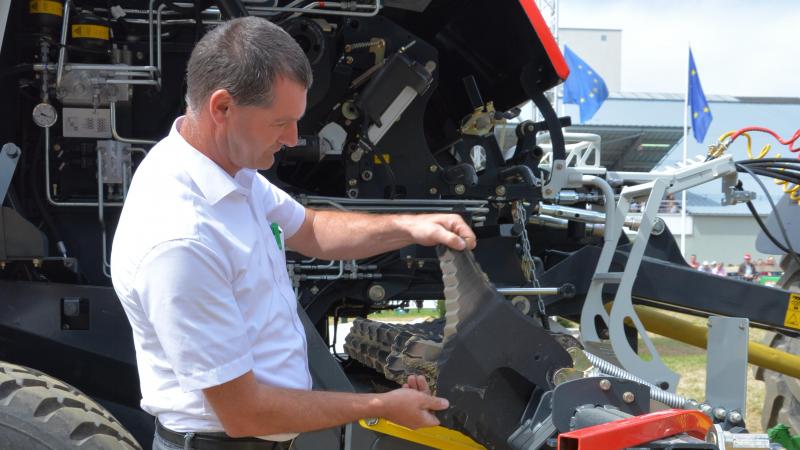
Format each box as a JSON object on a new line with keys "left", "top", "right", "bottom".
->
{"left": 551, "top": 91, "right": 800, "bottom": 217}
{"left": 605, "top": 92, "right": 800, "bottom": 104}
{"left": 565, "top": 124, "right": 683, "bottom": 171}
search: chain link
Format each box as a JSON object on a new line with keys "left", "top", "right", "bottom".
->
{"left": 515, "top": 201, "right": 548, "bottom": 325}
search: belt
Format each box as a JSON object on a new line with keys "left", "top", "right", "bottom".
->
{"left": 155, "top": 420, "right": 292, "bottom": 450}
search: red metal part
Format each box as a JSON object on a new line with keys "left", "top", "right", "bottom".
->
{"left": 518, "top": 0, "right": 569, "bottom": 81}
{"left": 557, "top": 409, "right": 713, "bottom": 450}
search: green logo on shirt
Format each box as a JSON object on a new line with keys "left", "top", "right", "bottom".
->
{"left": 270, "top": 223, "right": 283, "bottom": 250}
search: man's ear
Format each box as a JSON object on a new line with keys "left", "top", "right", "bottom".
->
{"left": 208, "top": 89, "right": 234, "bottom": 125}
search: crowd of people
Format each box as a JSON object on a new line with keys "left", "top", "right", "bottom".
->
{"left": 687, "top": 253, "right": 781, "bottom": 283}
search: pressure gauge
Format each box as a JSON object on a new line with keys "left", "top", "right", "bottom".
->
{"left": 32, "top": 103, "right": 58, "bottom": 128}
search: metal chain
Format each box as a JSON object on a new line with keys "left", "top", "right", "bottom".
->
{"left": 515, "top": 201, "right": 548, "bottom": 325}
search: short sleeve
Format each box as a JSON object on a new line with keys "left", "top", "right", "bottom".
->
{"left": 259, "top": 176, "right": 306, "bottom": 238}
{"left": 133, "top": 239, "right": 253, "bottom": 392}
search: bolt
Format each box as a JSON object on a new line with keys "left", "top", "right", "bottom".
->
{"left": 309, "top": 285, "right": 320, "bottom": 295}
{"left": 728, "top": 411, "right": 742, "bottom": 424}
{"left": 345, "top": 56, "right": 354, "bottom": 64}
{"left": 347, "top": 188, "right": 359, "bottom": 199}
{"left": 348, "top": 178, "right": 358, "bottom": 187}
{"left": 32, "top": 258, "right": 42, "bottom": 268}
{"left": 0, "top": 261, "right": 6, "bottom": 270}
{"left": 555, "top": 162, "right": 564, "bottom": 170}
{"left": 699, "top": 403, "right": 713, "bottom": 416}
{"left": 495, "top": 185, "right": 506, "bottom": 196}
{"left": 361, "top": 170, "right": 373, "bottom": 181}
{"left": 365, "top": 417, "right": 379, "bottom": 426}
{"left": 526, "top": 124, "right": 534, "bottom": 132}
{"left": 4, "top": 145, "right": 19, "bottom": 158}
{"left": 544, "top": 188, "right": 553, "bottom": 196}
{"left": 713, "top": 407, "right": 727, "bottom": 420}
{"left": 368, "top": 284, "right": 386, "bottom": 301}
{"left": 622, "top": 392, "right": 635, "bottom": 403}
{"left": 739, "top": 320, "right": 747, "bottom": 330}
{"left": 429, "top": 187, "right": 438, "bottom": 195}
{"left": 53, "top": 144, "right": 61, "bottom": 151}
{"left": 599, "top": 379, "right": 611, "bottom": 391}
{"left": 684, "top": 399, "right": 699, "bottom": 410}
{"left": 454, "top": 184, "right": 465, "bottom": 195}
{"left": 429, "top": 164, "right": 438, "bottom": 173}
{"left": 135, "top": 51, "right": 144, "bottom": 60}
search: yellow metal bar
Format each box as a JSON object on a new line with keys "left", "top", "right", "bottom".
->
{"left": 615, "top": 303, "right": 800, "bottom": 380}
{"left": 359, "top": 419, "right": 486, "bottom": 450}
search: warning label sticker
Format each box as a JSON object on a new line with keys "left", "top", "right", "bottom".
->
{"left": 784, "top": 293, "right": 800, "bottom": 330}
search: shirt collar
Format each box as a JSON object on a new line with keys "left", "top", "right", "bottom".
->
{"left": 170, "top": 116, "right": 256, "bottom": 204}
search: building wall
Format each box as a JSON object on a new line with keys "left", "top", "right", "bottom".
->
{"left": 672, "top": 215, "right": 772, "bottom": 265}
{"left": 559, "top": 28, "right": 622, "bottom": 92}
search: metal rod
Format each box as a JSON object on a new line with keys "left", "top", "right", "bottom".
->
{"left": 40, "top": 41, "right": 50, "bottom": 102}
{"left": 629, "top": 304, "right": 800, "bottom": 381}
{"left": 157, "top": 4, "right": 165, "bottom": 83}
{"left": 149, "top": 0, "right": 155, "bottom": 68}
{"left": 248, "top": 0, "right": 381, "bottom": 17}
{"left": 497, "top": 287, "right": 561, "bottom": 296}
{"left": 311, "top": 206, "right": 490, "bottom": 213}
{"left": 97, "top": 148, "right": 112, "bottom": 278}
{"left": 110, "top": 102, "right": 158, "bottom": 145}
{"left": 97, "top": 78, "right": 158, "bottom": 86}
{"left": 34, "top": 63, "right": 159, "bottom": 73}
{"left": 304, "top": 196, "right": 486, "bottom": 206}
{"left": 55, "top": 0, "right": 70, "bottom": 88}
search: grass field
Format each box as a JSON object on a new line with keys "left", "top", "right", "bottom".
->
{"left": 368, "top": 308, "right": 769, "bottom": 431}
{"left": 368, "top": 308, "right": 440, "bottom": 321}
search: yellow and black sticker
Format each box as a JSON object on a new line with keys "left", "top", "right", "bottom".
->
{"left": 71, "top": 24, "right": 110, "bottom": 40}
{"left": 784, "top": 293, "right": 800, "bottom": 330}
{"left": 373, "top": 153, "right": 391, "bottom": 165}
{"left": 30, "top": 0, "right": 63, "bottom": 16}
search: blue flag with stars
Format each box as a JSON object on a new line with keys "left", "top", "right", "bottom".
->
{"left": 562, "top": 45, "right": 609, "bottom": 123}
{"left": 688, "top": 49, "right": 712, "bottom": 143}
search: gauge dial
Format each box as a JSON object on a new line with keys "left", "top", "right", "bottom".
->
{"left": 32, "top": 103, "right": 58, "bottom": 128}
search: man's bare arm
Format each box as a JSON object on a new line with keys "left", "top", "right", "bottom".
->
{"left": 203, "top": 373, "right": 447, "bottom": 437}
{"left": 285, "top": 209, "right": 476, "bottom": 260}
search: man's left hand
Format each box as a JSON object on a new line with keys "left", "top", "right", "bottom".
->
{"left": 403, "top": 214, "right": 477, "bottom": 251}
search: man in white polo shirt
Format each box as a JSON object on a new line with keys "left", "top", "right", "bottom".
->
{"left": 110, "top": 16, "right": 476, "bottom": 450}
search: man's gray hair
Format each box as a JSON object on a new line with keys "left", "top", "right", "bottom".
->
{"left": 185, "top": 16, "right": 313, "bottom": 113}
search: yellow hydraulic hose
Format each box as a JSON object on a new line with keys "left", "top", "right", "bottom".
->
{"left": 615, "top": 303, "right": 800, "bottom": 380}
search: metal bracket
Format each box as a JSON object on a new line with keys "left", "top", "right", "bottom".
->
{"left": 0, "top": 143, "right": 21, "bottom": 203}
{"left": 705, "top": 316, "right": 749, "bottom": 422}
{"left": 581, "top": 156, "right": 739, "bottom": 392}
{"left": 557, "top": 409, "right": 713, "bottom": 450}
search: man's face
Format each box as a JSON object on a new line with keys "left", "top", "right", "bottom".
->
{"left": 224, "top": 77, "right": 307, "bottom": 171}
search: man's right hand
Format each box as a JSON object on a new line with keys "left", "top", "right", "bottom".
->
{"left": 378, "top": 376, "right": 449, "bottom": 429}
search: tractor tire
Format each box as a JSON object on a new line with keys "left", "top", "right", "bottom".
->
{"left": 0, "top": 360, "right": 141, "bottom": 449}
{"left": 756, "top": 257, "right": 800, "bottom": 432}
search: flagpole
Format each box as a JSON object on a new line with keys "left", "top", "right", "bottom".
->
{"left": 680, "top": 46, "right": 689, "bottom": 258}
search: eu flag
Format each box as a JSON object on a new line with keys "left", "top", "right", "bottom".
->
{"left": 562, "top": 45, "right": 609, "bottom": 123}
{"left": 688, "top": 49, "right": 712, "bottom": 143}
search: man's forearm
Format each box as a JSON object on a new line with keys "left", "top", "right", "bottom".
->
{"left": 302, "top": 210, "right": 417, "bottom": 260}
{"left": 228, "top": 386, "right": 386, "bottom": 437}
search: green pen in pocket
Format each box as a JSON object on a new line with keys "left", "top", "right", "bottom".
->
{"left": 270, "top": 223, "right": 283, "bottom": 250}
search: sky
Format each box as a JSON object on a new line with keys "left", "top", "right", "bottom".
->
{"left": 559, "top": 0, "right": 800, "bottom": 97}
